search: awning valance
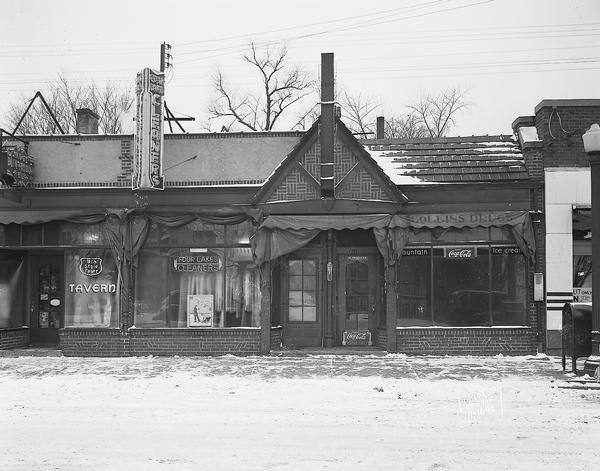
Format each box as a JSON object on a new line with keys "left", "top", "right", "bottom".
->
{"left": 252, "top": 210, "right": 536, "bottom": 266}
{"left": 260, "top": 214, "right": 392, "bottom": 231}
{"left": 389, "top": 211, "right": 532, "bottom": 230}
{"left": 0, "top": 210, "right": 110, "bottom": 225}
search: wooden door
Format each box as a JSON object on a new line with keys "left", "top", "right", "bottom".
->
{"left": 283, "top": 256, "right": 322, "bottom": 347}
{"left": 338, "top": 254, "right": 377, "bottom": 345}
{"left": 29, "top": 255, "right": 64, "bottom": 345}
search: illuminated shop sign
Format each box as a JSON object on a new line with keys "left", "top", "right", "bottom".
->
{"left": 133, "top": 67, "right": 165, "bottom": 190}
{"left": 172, "top": 254, "right": 221, "bottom": 272}
{"left": 445, "top": 247, "right": 476, "bottom": 259}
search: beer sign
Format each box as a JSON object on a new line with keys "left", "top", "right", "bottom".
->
{"left": 79, "top": 257, "right": 103, "bottom": 276}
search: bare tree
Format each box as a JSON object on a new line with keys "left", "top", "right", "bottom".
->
{"left": 208, "top": 43, "right": 316, "bottom": 131}
{"left": 339, "top": 91, "right": 379, "bottom": 137}
{"left": 6, "top": 74, "right": 134, "bottom": 134}
{"left": 406, "top": 87, "right": 469, "bottom": 138}
{"left": 384, "top": 113, "right": 429, "bottom": 139}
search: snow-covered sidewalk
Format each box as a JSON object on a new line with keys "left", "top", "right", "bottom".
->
{"left": 1, "top": 352, "right": 598, "bottom": 471}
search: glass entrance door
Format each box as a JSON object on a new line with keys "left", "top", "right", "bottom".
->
{"left": 338, "top": 253, "right": 378, "bottom": 345}
{"left": 29, "top": 255, "right": 64, "bottom": 345}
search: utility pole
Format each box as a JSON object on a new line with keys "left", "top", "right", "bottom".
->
{"left": 160, "top": 42, "right": 172, "bottom": 72}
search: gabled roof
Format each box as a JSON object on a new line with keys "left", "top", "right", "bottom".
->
{"left": 254, "top": 117, "right": 407, "bottom": 205}
{"left": 361, "top": 135, "right": 529, "bottom": 185}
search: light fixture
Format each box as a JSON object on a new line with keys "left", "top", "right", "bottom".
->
{"left": 582, "top": 123, "right": 600, "bottom": 154}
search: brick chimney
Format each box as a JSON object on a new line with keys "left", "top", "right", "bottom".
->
{"left": 376, "top": 116, "right": 385, "bottom": 139}
{"left": 320, "top": 52, "right": 335, "bottom": 198}
{"left": 76, "top": 108, "right": 100, "bottom": 134}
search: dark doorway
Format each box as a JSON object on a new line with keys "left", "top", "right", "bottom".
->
{"left": 29, "top": 254, "right": 64, "bottom": 345}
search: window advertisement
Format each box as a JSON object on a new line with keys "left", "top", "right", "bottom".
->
{"left": 64, "top": 249, "right": 119, "bottom": 327}
{"left": 396, "top": 245, "right": 528, "bottom": 327}
{"left": 0, "top": 252, "right": 25, "bottom": 328}
{"left": 573, "top": 255, "right": 592, "bottom": 302}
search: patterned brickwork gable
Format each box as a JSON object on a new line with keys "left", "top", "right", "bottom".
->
{"left": 266, "top": 165, "right": 319, "bottom": 202}
{"left": 333, "top": 141, "right": 359, "bottom": 186}
{"left": 336, "top": 166, "right": 393, "bottom": 201}
{"left": 300, "top": 141, "right": 320, "bottom": 181}
{"left": 301, "top": 140, "right": 360, "bottom": 185}
{"left": 256, "top": 117, "right": 404, "bottom": 204}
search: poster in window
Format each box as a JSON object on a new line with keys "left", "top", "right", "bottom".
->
{"left": 187, "top": 295, "right": 213, "bottom": 327}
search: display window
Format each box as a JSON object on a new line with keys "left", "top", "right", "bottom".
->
{"left": 397, "top": 244, "right": 528, "bottom": 327}
{"left": 0, "top": 251, "right": 25, "bottom": 328}
{"left": 134, "top": 222, "right": 261, "bottom": 329}
{"left": 64, "top": 249, "right": 119, "bottom": 327}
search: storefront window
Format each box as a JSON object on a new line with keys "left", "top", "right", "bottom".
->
{"left": 0, "top": 252, "right": 25, "bottom": 328}
{"left": 134, "top": 245, "right": 260, "bottom": 328}
{"left": 397, "top": 244, "right": 528, "bottom": 327}
{"left": 64, "top": 249, "right": 119, "bottom": 327}
{"left": 397, "top": 248, "right": 431, "bottom": 326}
{"left": 60, "top": 223, "right": 108, "bottom": 245}
{"left": 434, "top": 247, "right": 490, "bottom": 326}
{"left": 145, "top": 221, "right": 225, "bottom": 246}
{"left": 491, "top": 247, "right": 527, "bottom": 325}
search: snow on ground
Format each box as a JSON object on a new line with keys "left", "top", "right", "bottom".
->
{"left": 1, "top": 351, "right": 599, "bottom": 471}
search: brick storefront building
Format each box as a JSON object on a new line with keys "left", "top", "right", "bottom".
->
{"left": 2, "top": 57, "right": 578, "bottom": 358}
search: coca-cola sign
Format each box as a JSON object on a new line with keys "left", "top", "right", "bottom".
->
{"left": 445, "top": 247, "right": 476, "bottom": 259}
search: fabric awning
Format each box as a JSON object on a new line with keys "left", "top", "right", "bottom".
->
{"left": 252, "top": 210, "right": 536, "bottom": 266}
{"left": 0, "top": 210, "right": 111, "bottom": 225}
{"left": 386, "top": 210, "right": 536, "bottom": 266}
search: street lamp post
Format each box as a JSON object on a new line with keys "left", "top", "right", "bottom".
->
{"left": 583, "top": 123, "right": 600, "bottom": 377}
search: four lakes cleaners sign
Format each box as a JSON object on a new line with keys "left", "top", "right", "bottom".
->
{"left": 172, "top": 253, "right": 221, "bottom": 272}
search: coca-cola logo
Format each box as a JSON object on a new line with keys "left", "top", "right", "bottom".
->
{"left": 446, "top": 248, "right": 475, "bottom": 259}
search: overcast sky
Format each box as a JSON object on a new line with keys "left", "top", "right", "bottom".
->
{"left": 1, "top": 0, "right": 599, "bottom": 136}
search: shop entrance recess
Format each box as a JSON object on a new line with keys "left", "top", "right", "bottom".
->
{"left": 337, "top": 250, "right": 379, "bottom": 346}
{"left": 29, "top": 254, "right": 64, "bottom": 345}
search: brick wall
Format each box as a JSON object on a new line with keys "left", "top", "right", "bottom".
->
{"left": 0, "top": 328, "right": 29, "bottom": 350}
{"left": 270, "top": 326, "right": 283, "bottom": 350}
{"left": 396, "top": 327, "right": 537, "bottom": 355}
{"left": 534, "top": 101, "right": 600, "bottom": 168}
{"left": 60, "top": 328, "right": 262, "bottom": 357}
{"left": 117, "top": 138, "right": 133, "bottom": 186}
{"left": 375, "top": 327, "right": 387, "bottom": 349}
